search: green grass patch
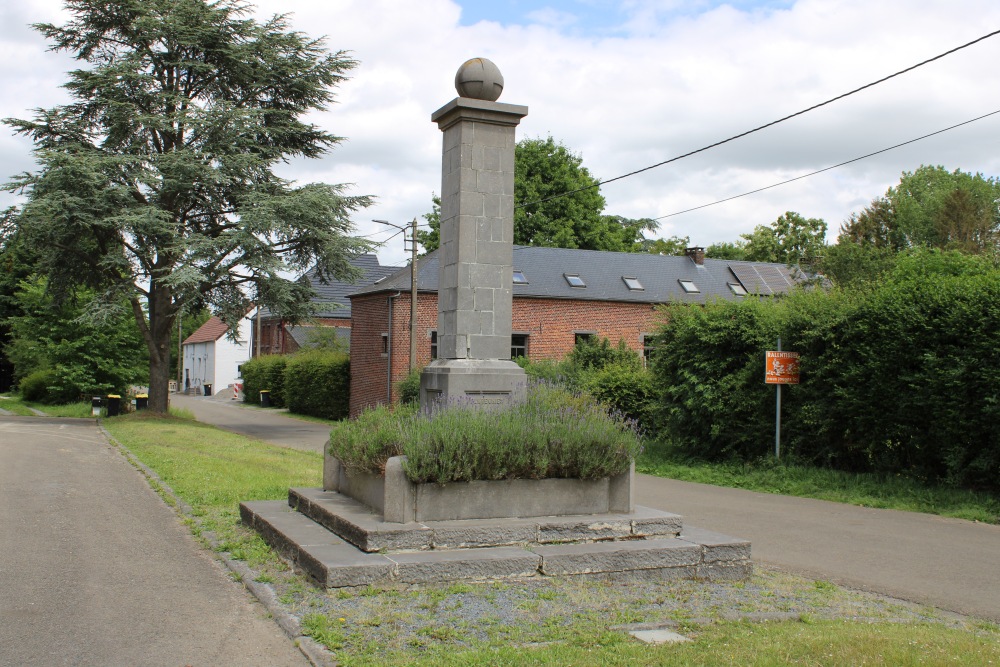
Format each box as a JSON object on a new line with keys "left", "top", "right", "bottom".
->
{"left": 0, "top": 394, "right": 40, "bottom": 416}
{"left": 103, "top": 413, "right": 321, "bottom": 570}
{"left": 639, "top": 442, "right": 1000, "bottom": 524}
{"left": 358, "top": 619, "right": 1000, "bottom": 667}
{"left": 0, "top": 395, "right": 95, "bottom": 417}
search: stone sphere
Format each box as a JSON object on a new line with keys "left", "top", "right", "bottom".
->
{"left": 455, "top": 58, "right": 504, "bottom": 101}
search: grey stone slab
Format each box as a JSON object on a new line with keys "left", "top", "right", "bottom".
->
{"left": 696, "top": 561, "right": 754, "bottom": 582}
{"left": 388, "top": 547, "right": 540, "bottom": 584}
{"left": 291, "top": 487, "right": 432, "bottom": 552}
{"left": 631, "top": 506, "right": 684, "bottom": 537}
{"left": 536, "top": 538, "right": 702, "bottom": 576}
{"left": 629, "top": 629, "right": 691, "bottom": 645}
{"left": 536, "top": 516, "right": 634, "bottom": 544}
{"left": 297, "top": 542, "right": 396, "bottom": 588}
{"left": 429, "top": 518, "right": 539, "bottom": 548}
{"left": 680, "top": 526, "right": 752, "bottom": 563}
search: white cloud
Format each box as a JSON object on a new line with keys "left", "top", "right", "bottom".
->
{"left": 3, "top": 0, "right": 999, "bottom": 266}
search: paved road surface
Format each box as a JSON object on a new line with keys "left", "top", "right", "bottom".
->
{"left": 0, "top": 416, "right": 308, "bottom": 667}
{"left": 168, "top": 394, "right": 1000, "bottom": 622}
{"left": 171, "top": 391, "right": 330, "bottom": 452}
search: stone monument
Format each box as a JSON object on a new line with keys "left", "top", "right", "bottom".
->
{"left": 418, "top": 58, "right": 529, "bottom": 409}
{"left": 240, "top": 60, "right": 752, "bottom": 588}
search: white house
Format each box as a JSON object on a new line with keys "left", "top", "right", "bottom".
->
{"left": 181, "top": 315, "right": 250, "bottom": 395}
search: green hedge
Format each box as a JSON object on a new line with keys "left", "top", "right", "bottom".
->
{"left": 284, "top": 350, "right": 350, "bottom": 420}
{"left": 649, "top": 249, "right": 1000, "bottom": 492}
{"left": 240, "top": 355, "right": 288, "bottom": 407}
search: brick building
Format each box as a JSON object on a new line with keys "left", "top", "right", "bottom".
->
{"left": 348, "top": 245, "right": 807, "bottom": 416}
{"left": 250, "top": 254, "right": 401, "bottom": 356}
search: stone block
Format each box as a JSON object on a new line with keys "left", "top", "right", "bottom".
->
{"left": 696, "top": 561, "right": 754, "bottom": 582}
{"left": 297, "top": 542, "right": 396, "bottom": 588}
{"left": 608, "top": 461, "right": 634, "bottom": 513}
{"left": 631, "top": 506, "right": 684, "bottom": 537}
{"left": 322, "top": 445, "right": 339, "bottom": 492}
{"left": 383, "top": 457, "right": 415, "bottom": 524}
{"left": 536, "top": 516, "right": 633, "bottom": 543}
{"left": 388, "top": 547, "right": 540, "bottom": 583}
{"left": 680, "top": 526, "right": 752, "bottom": 562}
{"left": 536, "top": 539, "right": 702, "bottom": 576}
{"left": 430, "top": 520, "right": 539, "bottom": 549}
{"left": 415, "top": 474, "right": 608, "bottom": 521}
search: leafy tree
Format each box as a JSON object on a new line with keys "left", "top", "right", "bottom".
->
{"left": 740, "top": 211, "right": 828, "bottom": 267}
{"left": 705, "top": 241, "right": 747, "bottom": 260}
{"left": 838, "top": 196, "right": 903, "bottom": 250}
{"left": 2, "top": 0, "right": 372, "bottom": 412}
{"left": 888, "top": 165, "right": 999, "bottom": 252}
{"left": 6, "top": 277, "right": 147, "bottom": 402}
{"left": 640, "top": 235, "right": 690, "bottom": 256}
{"left": 420, "top": 136, "right": 657, "bottom": 252}
{"left": 0, "top": 229, "right": 38, "bottom": 390}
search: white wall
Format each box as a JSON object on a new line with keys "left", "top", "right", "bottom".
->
{"left": 181, "top": 318, "right": 251, "bottom": 394}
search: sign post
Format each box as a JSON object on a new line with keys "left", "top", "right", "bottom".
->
{"left": 765, "top": 338, "right": 800, "bottom": 459}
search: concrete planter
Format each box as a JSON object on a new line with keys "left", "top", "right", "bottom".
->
{"left": 324, "top": 448, "right": 634, "bottom": 524}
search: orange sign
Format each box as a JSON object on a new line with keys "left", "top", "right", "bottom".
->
{"left": 766, "top": 351, "right": 800, "bottom": 384}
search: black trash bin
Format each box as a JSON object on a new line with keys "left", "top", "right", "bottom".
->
{"left": 135, "top": 394, "right": 148, "bottom": 410}
{"left": 91, "top": 396, "right": 102, "bottom": 417}
{"left": 106, "top": 394, "right": 121, "bottom": 417}
{"left": 203, "top": 384, "right": 212, "bottom": 396}
{"left": 260, "top": 390, "right": 271, "bottom": 408}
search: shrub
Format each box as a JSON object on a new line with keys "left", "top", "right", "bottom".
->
{"left": 328, "top": 382, "right": 642, "bottom": 484}
{"left": 397, "top": 366, "right": 423, "bottom": 405}
{"left": 19, "top": 369, "right": 59, "bottom": 403}
{"left": 240, "top": 355, "right": 288, "bottom": 407}
{"left": 284, "top": 350, "right": 350, "bottom": 420}
{"left": 580, "top": 363, "right": 656, "bottom": 434}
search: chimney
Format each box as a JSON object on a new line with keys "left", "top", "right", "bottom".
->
{"left": 685, "top": 247, "right": 705, "bottom": 266}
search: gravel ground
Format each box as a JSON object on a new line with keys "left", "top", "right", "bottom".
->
{"left": 251, "top": 554, "right": 986, "bottom": 665}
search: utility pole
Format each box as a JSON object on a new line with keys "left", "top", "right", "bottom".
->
{"left": 375, "top": 219, "right": 420, "bottom": 371}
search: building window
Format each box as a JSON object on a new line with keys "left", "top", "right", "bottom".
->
{"left": 381, "top": 333, "right": 388, "bottom": 356}
{"left": 641, "top": 334, "right": 656, "bottom": 367}
{"left": 622, "top": 276, "right": 644, "bottom": 291}
{"left": 430, "top": 330, "right": 437, "bottom": 360}
{"left": 511, "top": 334, "right": 528, "bottom": 359}
{"left": 678, "top": 279, "right": 700, "bottom": 293}
{"left": 564, "top": 273, "right": 586, "bottom": 288}
{"left": 574, "top": 332, "right": 595, "bottom": 346}
{"left": 512, "top": 270, "right": 528, "bottom": 285}
{"left": 728, "top": 282, "right": 748, "bottom": 296}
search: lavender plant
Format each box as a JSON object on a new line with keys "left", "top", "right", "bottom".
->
{"left": 328, "top": 383, "right": 641, "bottom": 484}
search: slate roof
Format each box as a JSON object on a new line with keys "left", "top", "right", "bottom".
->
{"left": 350, "top": 246, "right": 809, "bottom": 304}
{"left": 287, "top": 325, "right": 351, "bottom": 351}
{"left": 258, "top": 254, "right": 401, "bottom": 320}
{"left": 183, "top": 316, "right": 229, "bottom": 345}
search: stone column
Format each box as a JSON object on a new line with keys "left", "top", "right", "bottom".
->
{"left": 419, "top": 59, "right": 528, "bottom": 409}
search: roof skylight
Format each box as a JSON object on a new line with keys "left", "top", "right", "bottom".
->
{"left": 512, "top": 270, "right": 528, "bottom": 285}
{"left": 564, "top": 273, "right": 586, "bottom": 288}
{"left": 728, "top": 282, "right": 748, "bottom": 296}
{"left": 622, "top": 276, "right": 644, "bottom": 291}
{"left": 678, "top": 279, "right": 699, "bottom": 293}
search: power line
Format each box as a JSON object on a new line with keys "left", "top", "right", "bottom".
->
{"left": 515, "top": 28, "right": 1000, "bottom": 211}
{"left": 652, "top": 108, "right": 1000, "bottom": 220}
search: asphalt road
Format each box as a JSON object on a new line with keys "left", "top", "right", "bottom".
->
{"left": 0, "top": 415, "right": 308, "bottom": 667}
{"left": 171, "top": 393, "right": 1000, "bottom": 622}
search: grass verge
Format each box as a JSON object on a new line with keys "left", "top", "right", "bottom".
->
{"left": 638, "top": 442, "right": 1000, "bottom": 524}
{"left": 100, "top": 413, "right": 999, "bottom": 666}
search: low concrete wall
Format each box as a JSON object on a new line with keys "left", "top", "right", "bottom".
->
{"left": 324, "top": 451, "right": 635, "bottom": 523}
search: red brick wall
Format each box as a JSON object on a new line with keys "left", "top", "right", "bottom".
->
{"left": 348, "top": 292, "right": 662, "bottom": 417}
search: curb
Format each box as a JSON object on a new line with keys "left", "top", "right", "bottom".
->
{"left": 98, "top": 420, "right": 337, "bottom": 667}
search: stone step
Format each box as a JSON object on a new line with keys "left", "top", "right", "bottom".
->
{"left": 288, "top": 487, "right": 684, "bottom": 553}
{"left": 241, "top": 495, "right": 752, "bottom": 588}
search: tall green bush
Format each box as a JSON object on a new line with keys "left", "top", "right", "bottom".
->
{"left": 648, "top": 249, "right": 1000, "bottom": 492}
{"left": 240, "top": 354, "right": 288, "bottom": 407}
{"left": 284, "top": 350, "right": 350, "bottom": 420}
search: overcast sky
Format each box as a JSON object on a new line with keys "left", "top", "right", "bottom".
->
{"left": 3, "top": 0, "right": 1000, "bottom": 266}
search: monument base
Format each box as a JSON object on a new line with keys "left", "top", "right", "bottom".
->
{"left": 419, "top": 359, "right": 527, "bottom": 410}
